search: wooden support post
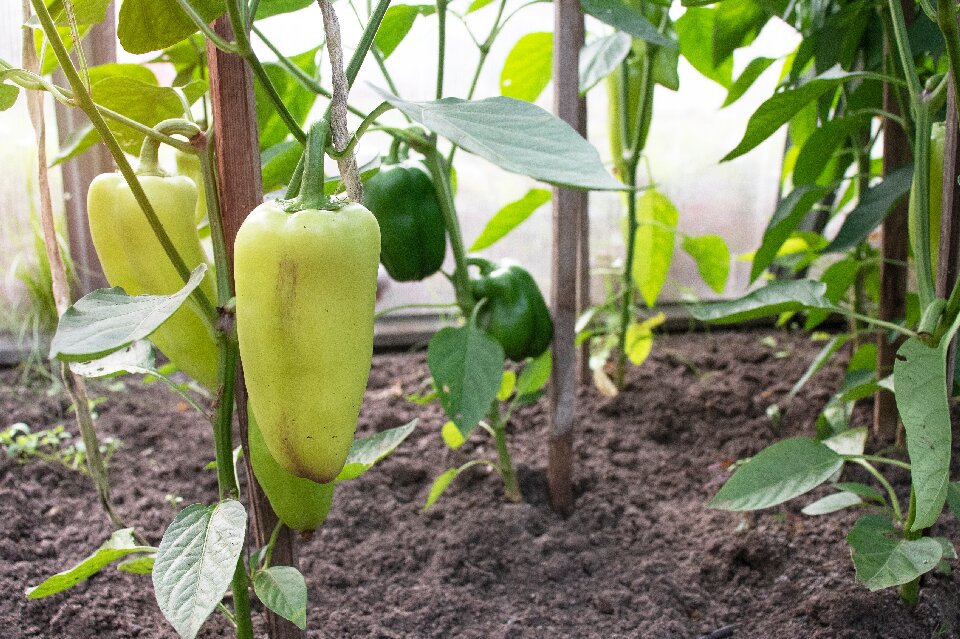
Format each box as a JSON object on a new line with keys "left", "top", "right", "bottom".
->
{"left": 548, "top": 0, "right": 586, "bottom": 514}
{"left": 939, "top": 78, "right": 960, "bottom": 387}
{"left": 875, "top": 3, "right": 913, "bottom": 442}
{"left": 53, "top": 3, "right": 114, "bottom": 295}
{"left": 207, "top": 19, "right": 303, "bottom": 639}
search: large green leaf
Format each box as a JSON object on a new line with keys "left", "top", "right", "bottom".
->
{"left": 632, "top": 189, "right": 678, "bottom": 307}
{"left": 713, "top": 0, "right": 768, "bottom": 66}
{"left": 375, "top": 4, "right": 437, "bottom": 59}
{"left": 723, "top": 67, "right": 854, "bottom": 161}
{"left": 894, "top": 330, "right": 956, "bottom": 531}
{"left": 255, "top": 0, "right": 315, "bottom": 19}
{"left": 470, "top": 189, "right": 551, "bottom": 251}
{"left": 847, "top": 514, "right": 944, "bottom": 590}
{"left": 580, "top": 0, "right": 675, "bottom": 48}
{"left": 751, "top": 185, "right": 829, "bottom": 280}
{"left": 579, "top": 32, "right": 632, "bottom": 94}
{"left": 500, "top": 32, "right": 554, "bottom": 102}
{"left": 27, "top": 529, "right": 153, "bottom": 599}
{"left": 428, "top": 324, "right": 504, "bottom": 437}
{"left": 676, "top": 8, "right": 733, "bottom": 88}
{"left": 689, "top": 279, "right": 833, "bottom": 324}
{"left": 153, "top": 501, "right": 246, "bottom": 639}
{"left": 253, "top": 566, "right": 307, "bottom": 630}
{"left": 118, "top": 0, "right": 224, "bottom": 54}
{"left": 49, "top": 265, "right": 207, "bottom": 362}
{"left": 376, "top": 90, "right": 623, "bottom": 191}
{"left": 681, "top": 234, "right": 730, "bottom": 294}
{"left": 335, "top": 420, "right": 417, "bottom": 481}
{"left": 710, "top": 437, "right": 843, "bottom": 511}
{"left": 824, "top": 164, "right": 914, "bottom": 253}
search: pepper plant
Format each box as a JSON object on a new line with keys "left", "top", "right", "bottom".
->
{"left": 688, "top": 0, "right": 960, "bottom": 604}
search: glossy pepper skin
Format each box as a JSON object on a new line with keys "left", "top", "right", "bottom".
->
{"left": 363, "top": 160, "right": 446, "bottom": 281}
{"left": 248, "top": 408, "right": 334, "bottom": 532}
{"left": 470, "top": 258, "right": 553, "bottom": 362}
{"left": 235, "top": 200, "right": 380, "bottom": 483}
{"left": 86, "top": 173, "right": 218, "bottom": 389}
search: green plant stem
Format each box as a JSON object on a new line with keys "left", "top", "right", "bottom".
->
{"left": 614, "top": 48, "right": 655, "bottom": 390}
{"left": 886, "top": 0, "right": 922, "bottom": 103}
{"left": 436, "top": 0, "right": 448, "bottom": 99}
{"left": 844, "top": 454, "right": 911, "bottom": 470}
{"left": 910, "top": 102, "right": 936, "bottom": 309}
{"left": 138, "top": 119, "right": 201, "bottom": 175}
{"left": 174, "top": 0, "right": 239, "bottom": 52}
{"left": 291, "top": 120, "right": 331, "bottom": 210}
{"left": 836, "top": 308, "right": 918, "bottom": 339}
{"left": 488, "top": 404, "right": 520, "bottom": 502}
{"left": 198, "top": 129, "right": 234, "bottom": 306}
{"left": 899, "top": 489, "right": 921, "bottom": 605}
{"left": 853, "top": 459, "right": 902, "bottom": 521}
{"left": 29, "top": 0, "right": 217, "bottom": 327}
{"left": 374, "top": 302, "right": 460, "bottom": 320}
{"left": 247, "top": 53, "right": 307, "bottom": 143}
{"left": 261, "top": 520, "right": 283, "bottom": 569}
{"left": 423, "top": 146, "right": 474, "bottom": 311}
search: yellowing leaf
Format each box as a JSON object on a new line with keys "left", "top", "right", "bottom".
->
{"left": 631, "top": 190, "right": 678, "bottom": 307}
{"left": 593, "top": 366, "right": 618, "bottom": 397}
{"left": 625, "top": 312, "right": 665, "bottom": 365}
{"left": 441, "top": 421, "right": 465, "bottom": 449}
{"left": 497, "top": 370, "right": 517, "bottom": 401}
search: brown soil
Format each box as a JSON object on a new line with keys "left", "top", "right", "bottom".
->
{"left": 1, "top": 330, "right": 959, "bottom": 639}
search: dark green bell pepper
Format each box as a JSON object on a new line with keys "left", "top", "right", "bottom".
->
{"left": 469, "top": 257, "right": 553, "bottom": 362}
{"left": 363, "top": 159, "right": 446, "bottom": 281}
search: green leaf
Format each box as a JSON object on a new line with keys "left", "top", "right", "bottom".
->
{"left": 632, "top": 189, "right": 678, "bottom": 307}
{"left": 710, "top": 437, "right": 843, "bottom": 511}
{"left": 625, "top": 313, "right": 665, "bottom": 365}
{"left": 261, "top": 141, "right": 302, "bottom": 193}
{"left": 68, "top": 340, "right": 155, "bottom": 378}
{"left": 117, "top": 554, "right": 156, "bottom": 574}
{"left": 500, "top": 32, "right": 553, "bottom": 102}
{"left": 118, "top": 0, "right": 225, "bottom": 54}
{"left": 153, "top": 501, "right": 246, "bottom": 639}
{"left": 801, "top": 491, "right": 863, "bottom": 515}
{"left": 825, "top": 164, "right": 914, "bottom": 253}
{"left": 793, "top": 114, "right": 871, "bottom": 185}
{"left": 335, "top": 420, "right": 417, "bottom": 481}
{"left": 0, "top": 84, "right": 19, "bottom": 111}
{"left": 253, "top": 566, "right": 307, "bottom": 630}
{"left": 676, "top": 8, "right": 733, "bottom": 88}
{"left": 470, "top": 189, "right": 551, "bottom": 251}
{"left": 50, "top": 265, "right": 207, "bottom": 362}
{"left": 822, "top": 427, "right": 867, "bottom": 456}
{"left": 713, "top": 0, "right": 768, "bottom": 66}
{"left": 804, "top": 258, "right": 859, "bottom": 329}
{"left": 894, "top": 333, "right": 955, "bottom": 531}
{"left": 579, "top": 32, "right": 632, "bottom": 94}
{"left": 255, "top": 0, "right": 315, "bottom": 19}
{"left": 27, "top": 0, "right": 112, "bottom": 25}
{"left": 255, "top": 48, "right": 319, "bottom": 150}
{"left": 516, "top": 350, "right": 552, "bottom": 396}
{"left": 847, "top": 514, "right": 944, "bottom": 591}
{"left": 375, "top": 89, "right": 623, "bottom": 191}
{"left": 690, "top": 279, "right": 832, "bottom": 324}
{"left": 87, "top": 62, "right": 159, "bottom": 85}
{"left": 428, "top": 324, "right": 505, "bottom": 438}
{"left": 681, "top": 234, "right": 729, "bottom": 293}
{"left": 580, "top": 0, "right": 675, "bottom": 48}
{"left": 722, "top": 56, "right": 775, "bottom": 108}
{"left": 27, "top": 529, "right": 153, "bottom": 598}
{"left": 751, "top": 185, "right": 830, "bottom": 281}
{"left": 375, "top": 4, "right": 436, "bottom": 59}
{"left": 468, "top": 0, "right": 496, "bottom": 12}
{"left": 723, "top": 67, "right": 853, "bottom": 162}
{"left": 424, "top": 467, "right": 460, "bottom": 509}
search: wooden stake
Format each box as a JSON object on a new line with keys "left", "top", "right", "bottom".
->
{"left": 207, "top": 19, "right": 303, "bottom": 639}
{"left": 548, "top": 0, "right": 586, "bottom": 514}
{"left": 875, "top": 3, "right": 913, "bottom": 442}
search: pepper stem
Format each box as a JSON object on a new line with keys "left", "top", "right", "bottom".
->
{"left": 287, "top": 119, "right": 335, "bottom": 211}
{"left": 137, "top": 118, "right": 202, "bottom": 176}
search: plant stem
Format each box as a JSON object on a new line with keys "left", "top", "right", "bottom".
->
{"left": 853, "top": 459, "right": 902, "bottom": 521}
{"left": 327, "top": 101, "right": 393, "bottom": 159}
{"left": 844, "top": 454, "right": 911, "bottom": 470}
{"left": 374, "top": 302, "right": 460, "bottom": 320}
{"left": 910, "top": 102, "right": 936, "bottom": 309}
{"left": 174, "top": 0, "right": 239, "bottom": 52}
{"left": 489, "top": 403, "right": 520, "bottom": 502}
{"left": 899, "top": 489, "right": 921, "bottom": 605}
{"left": 423, "top": 146, "right": 474, "bottom": 312}
{"left": 30, "top": 0, "right": 218, "bottom": 326}
{"left": 436, "top": 0, "right": 448, "bottom": 99}
{"left": 836, "top": 308, "right": 918, "bottom": 338}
